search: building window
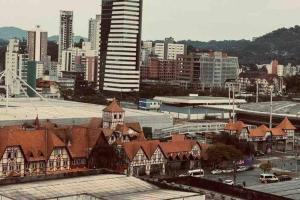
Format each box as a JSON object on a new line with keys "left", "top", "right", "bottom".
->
{"left": 119, "top": 114, "right": 122, "bottom": 119}
{"left": 32, "top": 163, "right": 37, "bottom": 169}
{"left": 49, "top": 161, "right": 54, "bottom": 168}
{"left": 2, "top": 165, "right": 7, "bottom": 172}
{"left": 40, "top": 163, "right": 45, "bottom": 169}
{"left": 16, "top": 164, "right": 21, "bottom": 171}
{"left": 7, "top": 152, "right": 11, "bottom": 159}
{"left": 63, "top": 160, "right": 68, "bottom": 167}
{"left": 114, "top": 114, "right": 117, "bottom": 119}
{"left": 56, "top": 161, "right": 61, "bottom": 169}
{"left": 9, "top": 164, "right": 14, "bottom": 171}
{"left": 54, "top": 149, "right": 62, "bottom": 156}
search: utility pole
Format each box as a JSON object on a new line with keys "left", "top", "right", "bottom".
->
{"left": 228, "top": 86, "right": 231, "bottom": 106}
{"left": 269, "top": 86, "right": 273, "bottom": 129}
{"left": 232, "top": 85, "right": 236, "bottom": 122}
{"left": 256, "top": 81, "right": 259, "bottom": 103}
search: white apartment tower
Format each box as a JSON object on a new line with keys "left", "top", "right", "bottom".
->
{"left": 59, "top": 10, "right": 73, "bottom": 64}
{"left": 99, "top": 0, "right": 143, "bottom": 92}
{"left": 27, "top": 25, "right": 48, "bottom": 62}
{"left": 5, "top": 39, "right": 29, "bottom": 96}
{"left": 88, "top": 15, "right": 101, "bottom": 52}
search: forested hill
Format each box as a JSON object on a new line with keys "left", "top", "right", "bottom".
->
{"left": 179, "top": 25, "right": 300, "bottom": 65}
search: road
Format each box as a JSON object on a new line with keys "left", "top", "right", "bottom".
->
{"left": 204, "top": 154, "right": 300, "bottom": 187}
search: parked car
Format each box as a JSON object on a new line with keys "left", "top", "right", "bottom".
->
{"left": 178, "top": 173, "right": 188, "bottom": 177}
{"left": 211, "top": 169, "right": 222, "bottom": 175}
{"left": 237, "top": 166, "right": 247, "bottom": 172}
{"left": 223, "top": 179, "right": 234, "bottom": 185}
{"left": 259, "top": 174, "right": 279, "bottom": 183}
{"left": 255, "top": 151, "right": 265, "bottom": 157}
{"left": 278, "top": 175, "right": 292, "bottom": 182}
{"left": 222, "top": 169, "right": 234, "bottom": 173}
{"left": 187, "top": 169, "right": 204, "bottom": 177}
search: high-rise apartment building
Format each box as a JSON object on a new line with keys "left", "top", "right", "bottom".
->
{"left": 59, "top": 10, "right": 73, "bottom": 64}
{"left": 27, "top": 25, "right": 48, "bottom": 62}
{"left": 5, "top": 39, "right": 29, "bottom": 96}
{"left": 88, "top": 15, "right": 101, "bottom": 52}
{"left": 99, "top": 0, "right": 143, "bottom": 92}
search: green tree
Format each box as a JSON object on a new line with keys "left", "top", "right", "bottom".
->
{"left": 259, "top": 161, "right": 273, "bottom": 173}
{"left": 206, "top": 143, "right": 243, "bottom": 168}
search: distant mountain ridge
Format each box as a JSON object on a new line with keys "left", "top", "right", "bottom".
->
{"left": 179, "top": 25, "right": 300, "bottom": 65}
{"left": 0, "top": 26, "right": 87, "bottom": 43}
{"left": 0, "top": 27, "right": 27, "bottom": 41}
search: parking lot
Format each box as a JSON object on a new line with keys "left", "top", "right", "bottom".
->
{"left": 204, "top": 154, "right": 300, "bottom": 187}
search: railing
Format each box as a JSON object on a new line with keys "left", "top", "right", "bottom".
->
{"left": 153, "top": 122, "right": 227, "bottom": 139}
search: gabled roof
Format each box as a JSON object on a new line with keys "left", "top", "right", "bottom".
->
{"left": 249, "top": 125, "right": 270, "bottom": 138}
{"left": 276, "top": 117, "right": 296, "bottom": 130}
{"left": 123, "top": 140, "right": 161, "bottom": 161}
{"left": 103, "top": 99, "right": 125, "bottom": 113}
{"left": 224, "top": 121, "right": 247, "bottom": 133}
{"left": 270, "top": 128, "right": 286, "bottom": 136}
{"left": 53, "top": 126, "right": 108, "bottom": 159}
{"left": 125, "top": 122, "right": 143, "bottom": 133}
{"left": 159, "top": 135, "right": 200, "bottom": 157}
{"left": 0, "top": 129, "right": 66, "bottom": 162}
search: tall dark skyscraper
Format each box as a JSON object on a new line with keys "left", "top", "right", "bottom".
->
{"left": 99, "top": 0, "right": 143, "bottom": 92}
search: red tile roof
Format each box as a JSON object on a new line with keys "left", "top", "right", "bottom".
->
{"left": 276, "top": 117, "right": 296, "bottom": 130}
{"left": 123, "top": 140, "right": 161, "bottom": 161}
{"left": 224, "top": 121, "right": 247, "bottom": 133}
{"left": 0, "top": 129, "right": 66, "bottom": 161}
{"left": 249, "top": 125, "right": 270, "bottom": 138}
{"left": 103, "top": 99, "right": 125, "bottom": 113}
{"left": 270, "top": 128, "right": 286, "bottom": 136}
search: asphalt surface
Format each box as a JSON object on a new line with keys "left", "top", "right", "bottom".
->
{"left": 204, "top": 154, "right": 300, "bottom": 187}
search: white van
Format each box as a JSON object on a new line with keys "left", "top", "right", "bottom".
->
{"left": 259, "top": 174, "right": 279, "bottom": 183}
{"left": 187, "top": 169, "right": 204, "bottom": 177}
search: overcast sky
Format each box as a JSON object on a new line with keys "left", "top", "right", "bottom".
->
{"left": 0, "top": 0, "right": 300, "bottom": 41}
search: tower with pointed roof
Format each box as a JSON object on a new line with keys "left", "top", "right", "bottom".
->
{"left": 102, "top": 100, "right": 125, "bottom": 130}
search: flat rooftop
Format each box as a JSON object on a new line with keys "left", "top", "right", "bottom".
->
{"left": 248, "top": 179, "right": 300, "bottom": 200}
{"left": 239, "top": 101, "right": 300, "bottom": 117}
{"left": 0, "top": 174, "right": 202, "bottom": 200}
{"left": 154, "top": 96, "right": 246, "bottom": 105}
{"left": 0, "top": 98, "right": 173, "bottom": 130}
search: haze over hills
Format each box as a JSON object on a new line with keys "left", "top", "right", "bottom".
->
{"left": 180, "top": 25, "right": 300, "bottom": 65}
{"left": 0, "top": 26, "right": 87, "bottom": 43}
{"left": 1, "top": 25, "right": 300, "bottom": 65}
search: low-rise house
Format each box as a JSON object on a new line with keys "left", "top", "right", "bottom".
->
{"left": 160, "top": 135, "right": 202, "bottom": 174}
{"left": 122, "top": 140, "right": 166, "bottom": 176}
{"left": 0, "top": 129, "right": 71, "bottom": 178}
{"left": 224, "top": 120, "right": 250, "bottom": 140}
{"left": 224, "top": 117, "right": 296, "bottom": 152}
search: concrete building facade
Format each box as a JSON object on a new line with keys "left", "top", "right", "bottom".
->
{"left": 59, "top": 10, "right": 73, "bottom": 64}
{"left": 99, "top": 0, "right": 143, "bottom": 92}
{"left": 88, "top": 15, "right": 101, "bottom": 52}
{"left": 27, "top": 25, "right": 48, "bottom": 63}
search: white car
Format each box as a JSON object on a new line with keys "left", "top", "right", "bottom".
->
{"left": 223, "top": 179, "right": 234, "bottom": 185}
{"left": 259, "top": 174, "right": 279, "bottom": 183}
{"left": 237, "top": 166, "right": 247, "bottom": 172}
{"left": 211, "top": 169, "right": 222, "bottom": 175}
{"left": 222, "top": 169, "right": 234, "bottom": 173}
{"left": 187, "top": 169, "right": 204, "bottom": 177}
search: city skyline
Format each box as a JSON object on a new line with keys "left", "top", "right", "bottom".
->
{"left": 0, "top": 0, "right": 300, "bottom": 41}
